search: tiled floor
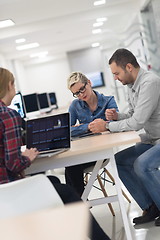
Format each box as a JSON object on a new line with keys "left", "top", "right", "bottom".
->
{"left": 90, "top": 189, "right": 160, "bottom": 240}
{"left": 51, "top": 166, "right": 160, "bottom": 240}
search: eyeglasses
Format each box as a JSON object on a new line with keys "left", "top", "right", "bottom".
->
{"left": 72, "top": 83, "right": 87, "bottom": 98}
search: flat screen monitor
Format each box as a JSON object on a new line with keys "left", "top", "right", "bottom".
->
{"left": 49, "top": 92, "right": 58, "bottom": 108}
{"left": 86, "top": 71, "right": 105, "bottom": 88}
{"left": 8, "top": 91, "right": 26, "bottom": 118}
{"left": 37, "top": 93, "right": 51, "bottom": 113}
{"left": 23, "top": 93, "right": 39, "bottom": 113}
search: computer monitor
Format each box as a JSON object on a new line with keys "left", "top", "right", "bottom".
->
{"left": 49, "top": 92, "right": 58, "bottom": 109}
{"left": 23, "top": 93, "right": 39, "bottom": 113}
{"left": 37, "top": 93, "right": 51, "bottom": 113}
{"left": 9, "top": 91, "right": 26, "bottom": 118}
{"left": 86, "top": 71, "right": 105, "bottom": 88}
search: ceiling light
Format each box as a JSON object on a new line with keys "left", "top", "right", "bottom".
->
{"left": 0, "top": 19, "right": 15, "bottom": 28}
{"left": 30, "top": 51, "right": 48, "bottom": 58}
{"left": 16, "top": 43, "right": 39, "bottom": 50}
{"left": 96, "top": 17, "right": 107, "bottom": 22}
{"left": 92, "top": 29, "right": 102, "bottom": 34}
{"left": 92, "top": 43, "right": 100, "bottom": 47}
{"left": 15, "top": 38, "right": 26, "bottom": 44}
{"left": 93, "top": 22, "right": 103, "bottom": 27}
{"left": 94, "top": 0, "right": 106, "bottom": 6}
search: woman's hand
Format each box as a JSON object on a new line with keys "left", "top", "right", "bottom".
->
{"left": 22, "top": 148, "right": 39, "bottom": 162}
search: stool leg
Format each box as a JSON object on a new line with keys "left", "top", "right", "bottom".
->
{"left": 121, "top": 189, "right": 131, "bottom": 203}
{"left": 104, "top": 168, "right": 131, "bottom": 203}
{"left": 97, "top": 174, "right": 115, "bottom": 216}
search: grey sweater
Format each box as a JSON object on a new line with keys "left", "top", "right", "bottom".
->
{"left": 109, "top": 68, "right": 160, "bottom": 144}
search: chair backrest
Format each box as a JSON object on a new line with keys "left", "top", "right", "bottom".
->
{"left": 0, "top": 174, "right": 63, "bottom": 219}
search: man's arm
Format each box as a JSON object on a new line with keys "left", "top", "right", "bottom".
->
{"left": 109, "top": 80, "right": 160, "bottom": 132}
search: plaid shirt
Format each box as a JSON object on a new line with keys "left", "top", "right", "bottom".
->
{"left": 0, "top": 100, "right": 31, "bottom": 184}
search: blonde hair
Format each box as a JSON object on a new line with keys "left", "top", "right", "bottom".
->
{"left": 0, "top": 68, "right": 14, "bottom": 99}
{"left": 67, "top": 72, "right": 89, "bottom": 89}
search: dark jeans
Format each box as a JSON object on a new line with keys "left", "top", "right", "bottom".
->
{"left": 65, "top": 162, "right": 95, "bottom": 196}
{"left": 47, "top": 175, "right": 110, "bottom": 240}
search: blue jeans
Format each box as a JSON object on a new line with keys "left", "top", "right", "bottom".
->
{"left": 115, "top": 142, "right": 160, "bottom": 210}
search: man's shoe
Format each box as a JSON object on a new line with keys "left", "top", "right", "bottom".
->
{"left": 155, "top": 216, "right": 160, "bottom": 226}
{"left": 133, "top": 203, "right": 159, "bottom": 225}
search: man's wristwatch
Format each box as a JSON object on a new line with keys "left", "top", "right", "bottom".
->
{"left": 105, "top": 122, "right": 109, "bottom": 130}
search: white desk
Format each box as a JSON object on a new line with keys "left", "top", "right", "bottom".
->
{"left": 25, "top": 131, "right": 140, "bottom": 240}
{"left": 0, "top": 202, "right": 89, "bottom": 240}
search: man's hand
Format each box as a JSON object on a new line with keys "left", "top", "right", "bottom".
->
{"left": 105, "top": 108, "right": 118, "bottom": 121}
{"left": 88, "top": 119, "right": 107, "bottom": 133}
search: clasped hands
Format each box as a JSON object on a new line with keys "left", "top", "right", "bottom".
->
{"left": 88, "top": 108, "right": 118, "bottom": 133}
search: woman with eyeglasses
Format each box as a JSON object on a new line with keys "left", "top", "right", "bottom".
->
{"left": 66, "top": 72, "right": 118, "bottom": 196}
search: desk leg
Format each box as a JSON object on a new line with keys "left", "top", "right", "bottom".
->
{"left": 110, "top": 151, "right": 132, "bottom": 240}
{"left": 81, "top": 159, "right": 104, "bottom": 201}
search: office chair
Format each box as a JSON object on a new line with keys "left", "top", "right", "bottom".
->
{"left": 0, "top": 174, "right": 63, "bottom": 219}
{"left": 84, "top": 159, "right": 131, "bottom": 216}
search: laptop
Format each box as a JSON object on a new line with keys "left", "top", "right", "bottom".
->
{"left": 26, "top": 112, "right": 70, "bottom": 157}
{"left": 9, "top": 91, "right": 26, "bottom": 119}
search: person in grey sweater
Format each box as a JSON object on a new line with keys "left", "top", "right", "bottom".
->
{"left": 89, "top": 48, "right": 160, "bottom": 226}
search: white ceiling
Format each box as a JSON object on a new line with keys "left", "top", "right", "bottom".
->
{"left": 0, "top": 0, "right": 147, "bottom": 65}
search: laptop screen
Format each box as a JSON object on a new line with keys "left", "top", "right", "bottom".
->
{"left": 26, "top": 113, "right": 70, "bottom": 153}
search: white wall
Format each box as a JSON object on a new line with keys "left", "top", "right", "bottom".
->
{"left": 21, "top": 56, "right": 73, "bottom": 108}
{"left": 0, "top": 54, "right": 14, "bottom": 72}
{"left": 67, "top": 47, "right": 103, "bottom": 73}
{"left": 0, "top": 54, "right": 7, "bottom": 68}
